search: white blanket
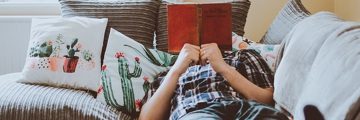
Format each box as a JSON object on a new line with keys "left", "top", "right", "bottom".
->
{"left": 274, "top": 12, "right": 360, "bottom": 119}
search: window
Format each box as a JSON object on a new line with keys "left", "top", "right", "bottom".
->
{"left": 0, "top": 0, "right": 60, "bottom": 16}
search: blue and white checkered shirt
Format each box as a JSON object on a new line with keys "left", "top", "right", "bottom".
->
{"left": 151, "top": 50, "right": 274, "bottom": 120}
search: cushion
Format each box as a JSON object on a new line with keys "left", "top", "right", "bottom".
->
{"left": 0, "top": 73, "right": 122, "bottom": 120}
{"left": 19, "top": 17, "right": 107, "bottom": 91}
{"left": 232, "top": 33, "right": 280, "bottom": 72}
{"left": 260, "top": 0, "right": 311, "bottom": 44}
{"left": 59, "top": 0, "right": 159, "bottom": 64}
{"left": 155, "top": 0, "right": 251, "bottom": 52}
{"left": 96, "top": 28, "right": 177, "bottom": 117}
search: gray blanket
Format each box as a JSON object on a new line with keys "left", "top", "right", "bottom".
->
{"left": 274, "top": 12, "right": 360, "bottom": 119}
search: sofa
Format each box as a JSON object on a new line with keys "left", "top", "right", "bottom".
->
{"left": 0, "top": 0, "right": 359, "bottom": 120}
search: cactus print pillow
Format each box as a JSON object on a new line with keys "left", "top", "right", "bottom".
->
{"left": 19, "top": 17, "right": 108, "bottom": 91}
{"left": 232, "top": 33, "right": 281, "bottom": 72}
{"left": 96, "top": 28, "right": 177, "bottom": 117}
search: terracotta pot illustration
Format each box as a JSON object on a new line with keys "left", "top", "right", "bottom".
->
{"left": 50, "top": 57, "right": 65, "bottom": 72}
{"left": 63, "top": 56, "right": 79, "bottom": 73}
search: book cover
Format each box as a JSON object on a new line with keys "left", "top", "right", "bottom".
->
{"left": 167, "top": 3, "right": 232, "bottom": 53}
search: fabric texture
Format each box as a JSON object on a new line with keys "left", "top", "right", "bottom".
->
{"left": 59, "top": 0, "right": 159, "bottom": 64}
{"left": 19, "top": 17, "right": 107, "bottom": 91}
{"left": 0, "top": 73, "right": 123, "bottom": 120}
{"left": 155, "top": 0, "right": 251, "bottom": 52}
{"left": 153, "top": 50, "right": 274, "bottom": 120}
{"left": 274, "top": 12, "right": 360, "bottom": 120}
{"left": 96, "top": 28, "right": 177, "bottom": 117}
{"left": 260, "top": 0, "right": 310, "bottom": 44}
{"left": 232, "top": 33, "right": 281, "bottom": 72}
{"left": 179, "top": 100, "right": 289, "bottom": 120}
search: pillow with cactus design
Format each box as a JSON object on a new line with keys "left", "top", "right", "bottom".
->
{"left": 19, "top": 17, "right": 108, "bottom": 91}
{"left": 96, "top": 28, "right": 177, "bottom": 117}
{"left": 232, "top": 32, "right": 281, "bottom": 72}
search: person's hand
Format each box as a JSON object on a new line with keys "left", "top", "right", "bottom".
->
{"left": 170, "top": 43, "right": 200, "bottom": 76}
{"left": 200, "top": 43, "right": 229, "bottom": 74}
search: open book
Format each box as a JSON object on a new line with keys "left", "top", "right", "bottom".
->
{"left": 167, "top": 3, "right": 233, "bottom": 53}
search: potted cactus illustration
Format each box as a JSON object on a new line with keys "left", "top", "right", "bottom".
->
{"left": 29, "top": 40, "right": 53, "bottom": 58}
{"left": 63, "top": 38, "right": 81, "bottom": 73}
{"left": 27, "top": 40, "right": 53, "bottom": 70}
{"left": 100, "top": 52, "right": 142, "bottom": 114}
{"left": 81, "top": 50, "right": 95, "bottom": 70}
{"left": 49, "top": 34, "right": 66, "bottom": 72}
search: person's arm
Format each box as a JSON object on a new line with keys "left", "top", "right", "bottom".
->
{"left": 218, "top": 64, "right": 274, "bottom": 106}
{"left": 200, "top": 43, "right": 274, "bottom": 106}
{"left": 139, "top": 44, "right": 200, "bottom": 120}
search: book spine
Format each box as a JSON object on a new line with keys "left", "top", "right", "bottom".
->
{"left": 197, "top": 4, "right": 202, "bottom": 47}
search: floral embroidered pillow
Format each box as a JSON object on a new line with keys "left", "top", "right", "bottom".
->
{"left": 232, "top": 32, "right": 280, "bottom": 72}
{"left": 96, "top": 28, "right": 177, "bottom": 116}
{"left": 19, "top": 17, "right": 108, "bottom": 91}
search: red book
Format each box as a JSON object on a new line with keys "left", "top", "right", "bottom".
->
{"left": 167, "top": 3, "right": 232, "bottom": 54}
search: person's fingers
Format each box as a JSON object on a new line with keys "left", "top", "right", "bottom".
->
{"left": 200, "top": 55, "right": 207, "bottom": 66}
{"left": 200, "top": 43, "right": 211, "bottom": 48}
{"left": 188, "top": 47, "right": 200, "bottom": 66}
{"left": 189, "top": 55, "right": 199, "bottom": 66}
{"left": 190, "top": 46, "right": 200, "bottom": 55}
{"left": 185, "top": 43, "right": 200, "bottom": 50}
{"left": 199, "top": 49, "right": 205, "bottom": 56}
{"left": 200, "top": 47, "right": 209, "bottom": 66}
{"left": 201, "top": 43, "right": 218, "bottom": 49}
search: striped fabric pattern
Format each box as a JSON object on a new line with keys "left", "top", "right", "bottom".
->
{"left": 155, "top": 0, "right": 251, "bottom": 52}
{"left": 59, "top": 0, "right": 159, "bottom": 63}
{"left": 0, "top": 73, "right": 138, "bottom": 120}
{"left": 260, "top": 0, "right": 311, "bottom": 44}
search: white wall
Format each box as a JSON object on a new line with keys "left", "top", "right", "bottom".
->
{"left": 243, "top": 0, "right": 287, "bottom": 41}
{"left": 334, "top": 0, "right": 360, "bottom": 23}
{"left": 0, "top": 2, "right": 61, "bottom": 16}
{"left": 245, "top": 0, "right": 335, "bottom": 41}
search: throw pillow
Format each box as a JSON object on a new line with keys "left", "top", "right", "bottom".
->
{"left": 19, "top": 17, "right": 108, "bottom": 91}
{"left": 155, "top": 0, "right": 251, "bottom": 52}
{"left": 232, "top": 33, "right": 280, "bottom": 72}
{"left": 59, "top": 0, "right": 159, "bottom": 64}
{"left": 260, "top": 0, "right": 311, "bottom": 44}
{"left": 96, "top": 28, "right": 177, "bottom": 117}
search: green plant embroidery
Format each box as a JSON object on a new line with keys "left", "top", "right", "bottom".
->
{"left": 65, "top": 38, "right": 81, "bottom": 58}
{"left": 62, "top": 38, "right": 82, "bottom": 73}
{"left": 29, "top": 40, "right": 53, "bottom": 58}
{"left": 51, "top": 34, "right": 66, "bottom": 57}
{"left": 81, "top": 50, "right": 93, "bottom": 62}
{"left": 101, "top": 52, "right": 142, "bottom": 114}
{"left": 124, "top": 45, "right": 177, "bottom": 67}
{"left": 140, "top": 76, "right": 150, "bottom": 109}
{"left": 100, "top": 65, "right": 123, "bottom": 109}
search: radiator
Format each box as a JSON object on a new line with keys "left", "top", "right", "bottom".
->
{"left": 0, "top": 16, "right": 56, "bottom": 75}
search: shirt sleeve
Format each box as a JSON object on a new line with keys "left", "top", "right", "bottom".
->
{"left": 224, "top": 49, "right": 274, "bottom": 88}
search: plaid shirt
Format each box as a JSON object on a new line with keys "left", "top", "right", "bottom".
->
{"left": 151, "top": 50, "right": 274, "bottom": 120}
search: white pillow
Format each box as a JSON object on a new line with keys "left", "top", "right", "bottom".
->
{"left": 19, "top": 17, "right": 108, "bottom": 91}
{"left": 96, "top": 28, "right": 177, "bottom": 116}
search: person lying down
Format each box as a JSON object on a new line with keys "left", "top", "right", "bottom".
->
{"left": 140, "top": 43, "right": 290, "bottom": 120}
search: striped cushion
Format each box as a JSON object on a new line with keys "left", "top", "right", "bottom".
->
{"left": 59, "top": 0, "right": 159, "bottom": 64}
{"left": 0, "top": 73, "right": 126, "bottom": 120}
{"left": 155, "top": 0, "right": 251, "bottom": 52}
{"left": 260, "top": 0, "right": 311, "bottom": 44}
